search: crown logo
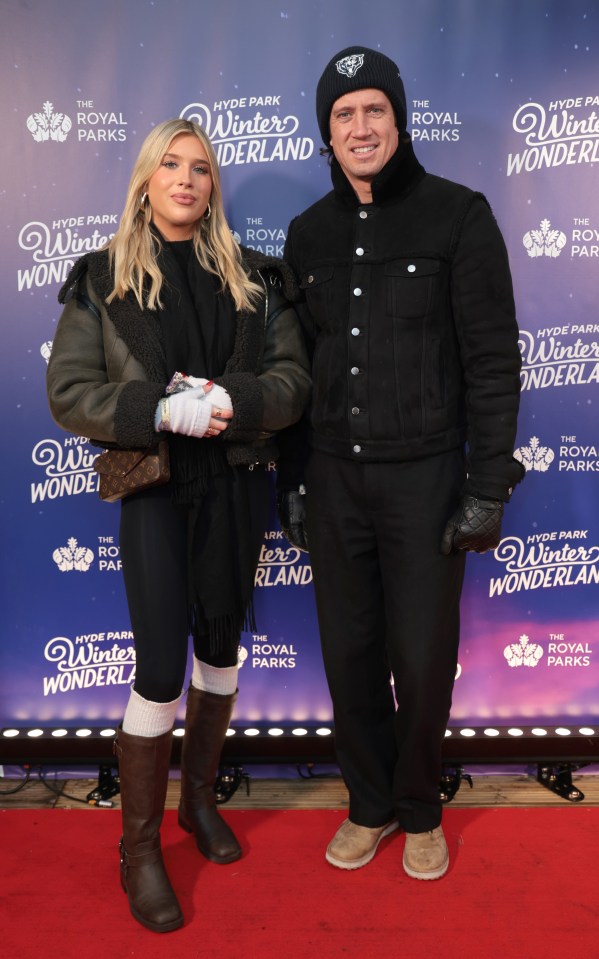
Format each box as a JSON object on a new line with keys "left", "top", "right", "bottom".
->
{"left": 52, "top": 537, "right": 94, "bottom": 572}
{"left": 513, "top": 436, "right": 555, "bottom": 472}
{"left": 523, "top": 219, "right": 566, "bottom": 258}
{"left": 26, "top": 101, "right": 72, "bottom": 142}
{"left": 336, "top": 54, "right": 364, "bottom": 78}
{"left": 504, "top": 634, "right": 544, "bottom": 668}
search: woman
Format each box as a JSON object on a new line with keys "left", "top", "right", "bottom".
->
{"left": 47, "top": 118, "right": 311, "bottom": 933}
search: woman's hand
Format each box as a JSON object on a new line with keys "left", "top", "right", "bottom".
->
{"left": 203, "top": 382, "right": 234, "bottom": 438}
{"left": 154, "top": 380, "right": 234, "bottom": 439}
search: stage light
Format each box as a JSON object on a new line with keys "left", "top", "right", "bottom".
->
{"left": 1, "top": 724, "right": 596, "bottom": 770}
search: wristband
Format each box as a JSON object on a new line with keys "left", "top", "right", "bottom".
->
{"left": 158, "top": 397, "right": 170, "bottom": 431}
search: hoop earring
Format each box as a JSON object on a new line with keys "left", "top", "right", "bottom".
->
{"left": 203, "top": 202, "right": 211, "bottom": 220}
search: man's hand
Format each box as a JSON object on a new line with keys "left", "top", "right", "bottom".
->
{"left": 277, "top": 486, "right": 309, "bottom": 552}
{"left": 440, "top": 495, "right": 504, "bottom": 555}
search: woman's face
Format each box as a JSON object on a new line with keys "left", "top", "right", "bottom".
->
{"left": 146, "top": 133, "right": 213, "bottom": 240}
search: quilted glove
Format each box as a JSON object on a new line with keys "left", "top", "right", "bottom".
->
{"left": 440, "top": 495, "right": 504, "bottom": 555}
{"left": 277, "top": 486, "right": 309, "bottom": 553}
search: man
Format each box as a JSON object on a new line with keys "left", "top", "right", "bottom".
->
{"left": 277, "top": 46, "right": 524, "bottom": 880}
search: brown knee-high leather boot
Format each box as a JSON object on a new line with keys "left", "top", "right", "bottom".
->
{"left": 114, "top": 728, "right": 183, "bottom": 932}
{"left": 178, "top": 686, "right": 242, "bottom": 864}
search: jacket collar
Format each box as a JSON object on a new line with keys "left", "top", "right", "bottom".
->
{"left": 330, "top": 138, "right": 426, "bottom": 207}
{"left": 239, "top": 245, "right": 300, "bottom": 303}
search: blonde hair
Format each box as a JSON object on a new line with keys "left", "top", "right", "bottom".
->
{"left": 106, "top": 118, "right": 262, "bottom": 312}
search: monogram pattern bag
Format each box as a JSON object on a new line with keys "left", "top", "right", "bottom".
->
{"left": 93, "top": 440, "right": 170, "bottom": 502}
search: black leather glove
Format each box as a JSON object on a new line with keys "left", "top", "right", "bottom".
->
{"left": 440, "top": 495, "right": 504, "bottom": 555}
{"left": 276, "top": 486, "right": 309, "bottom": 552}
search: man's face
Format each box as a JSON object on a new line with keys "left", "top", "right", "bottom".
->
{"left": 328, "top": 88, "right": 399, "bottom": 200}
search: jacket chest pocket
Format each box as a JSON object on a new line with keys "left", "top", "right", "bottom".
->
{"left": 385, "top": 257, "right": 440, "bottom": 319}
{"left": 301, "top": 266, "right": 335, "bottom": 330}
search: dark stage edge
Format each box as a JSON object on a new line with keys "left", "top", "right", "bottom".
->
{"left": 1, "top": 727, "right": 598, "bottom": 767}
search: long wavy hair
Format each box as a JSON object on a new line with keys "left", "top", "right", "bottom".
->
{"left": 106, "top": 118, "right": 262, "bottom": 312}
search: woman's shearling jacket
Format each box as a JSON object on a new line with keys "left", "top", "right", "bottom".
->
{"left": 47, "top": 247, "right": 311, "bottom": 466}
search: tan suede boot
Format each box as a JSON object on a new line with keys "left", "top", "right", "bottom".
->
{"left": 325, "top": 818, "right": 399, "bottom": 870}
{"left": 178, "top": 686, "right": 241, "bottom": 864}
{"left": 114, "top": 728, "right": 183, "bottom": 932}
{"left": 403, "top": 825, "right": 449, "bottom": 880}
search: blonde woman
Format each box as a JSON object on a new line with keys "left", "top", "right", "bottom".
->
{"left": 47, "top": 118, "right": 310, "bottom": 933}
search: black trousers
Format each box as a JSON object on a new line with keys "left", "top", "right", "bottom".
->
{"left": 305, "top": 449, "right": 466, "bottom": 833}
{"left": 119, "top": 470, "right": 267, "bottom": 703}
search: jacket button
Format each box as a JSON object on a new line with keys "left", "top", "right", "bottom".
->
{"left": 353, "top": 287, "right": 362, "bottom": 296}
{"left": 351, "top": 327, "right": 360, "bottom": 336}
{"left": 307, "top": 274, "right": 314, "bottom": 283}
{"left": 353, "top": 444, "right": 362, "bottom": 453}
{"left": 355, "top": 247, "right": 364, "bottom": 256}
{"left": 350, "top": 367, "right": 360, "bottom": 375}
{"left": 359, "top": 211, "right": 367, "bottom": 219}
{"left": 407, "top": 264, "right": 416, "bottom": 273}
{"left": 351, "top": 407, "right": 360, "bottom": 415}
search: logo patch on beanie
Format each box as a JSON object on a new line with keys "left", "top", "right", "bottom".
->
{"left": 336, "top": 53, "right": 364, "bottom": 78}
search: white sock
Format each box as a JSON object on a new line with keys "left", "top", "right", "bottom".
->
{"left": 191, "top": 658, "right": 238, "bottom": 696}
{"left": 122, "top": 687, "right": 182, "bottom": 737}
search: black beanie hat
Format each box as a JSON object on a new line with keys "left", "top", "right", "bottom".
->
{"left": 316, "top": 46, "right": 407, "bottom": 144}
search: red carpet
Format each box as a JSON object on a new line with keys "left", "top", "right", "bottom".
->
{"left": 1, "top": 807, "right": 597, "bottom": 958}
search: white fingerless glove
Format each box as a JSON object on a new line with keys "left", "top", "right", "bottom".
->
{"left": 154, "top": 390, "right": 211, "bottom": 438}
{"left": 165, "top": 373, "right": 231, "bottom": 415}
{"left": 206, "top": 383, "right": 233, "bottom": 413}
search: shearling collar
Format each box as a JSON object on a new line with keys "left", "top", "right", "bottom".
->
{"left": 240, "top": 245, "right": 300, "bottom": 303}
{"left": 59, "top": 244, "right": 300, "bottom": 307}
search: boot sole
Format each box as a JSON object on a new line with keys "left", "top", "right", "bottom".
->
{"left": 121, "top": 880, "right": 184, "bottom": 932}
{"left": 402, "top": 853, "right": 449, "bottom": 880}
{"left": 129, "top": 901, "right": 184, "bottom": 933}
{"left": 325, "top": 821, "right": 400, "bottom": 870}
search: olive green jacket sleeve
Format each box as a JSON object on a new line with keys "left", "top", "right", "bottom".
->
{"left": 46, "top": 271, "right": 164, "bottom": 448}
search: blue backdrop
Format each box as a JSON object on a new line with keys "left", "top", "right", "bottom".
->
{"left": 1, "top": 0, "right": 598, "bottom": 733}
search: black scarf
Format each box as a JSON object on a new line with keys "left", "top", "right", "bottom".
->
{"left": 156, "top": 235, "right": 256, "bottom": 653}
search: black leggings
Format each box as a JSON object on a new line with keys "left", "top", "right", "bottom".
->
{"left": 119, "top": 474, "right": 266, "bottom": 702}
